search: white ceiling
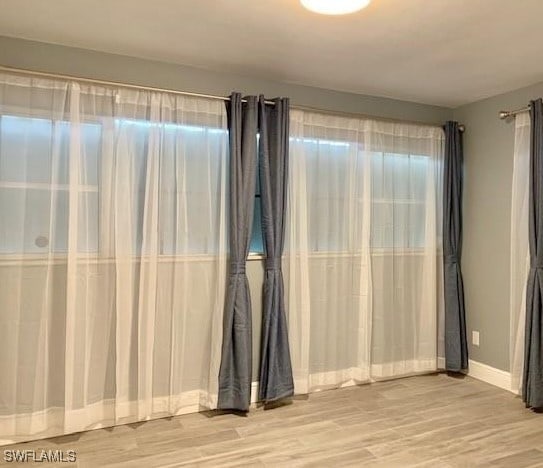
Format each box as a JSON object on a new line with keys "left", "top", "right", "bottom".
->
{"left": 1, "top": 0, "right": 542, "bottom": 107}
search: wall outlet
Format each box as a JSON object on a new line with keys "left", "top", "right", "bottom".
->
{"left": 472, "top": 330, "right": 480, "bottom": 346}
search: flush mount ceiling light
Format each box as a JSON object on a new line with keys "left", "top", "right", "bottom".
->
{"left": 300, "top": 0, "right": 371, "bottom": 15}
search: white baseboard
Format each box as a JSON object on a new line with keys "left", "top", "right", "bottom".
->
{"left": 251, "top": 359, "right": 513, "bottom": 404}
{"left": 438, "top": 356, "right": 513, "bottom": 393}
{"left": 467, "top": 359, "right": 512, "bottom": 392}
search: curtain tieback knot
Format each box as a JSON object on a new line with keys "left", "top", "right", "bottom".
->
{"left": 230, "top": 261, "right": 246, "bottom": 275}
{"left": 531, "top": 257, "right": 543, "bottom": 269}
{"left": 444, "top": 254, "right": 459, "bottom": 265}
{"left": 265, "top": 257, "right": 281, "bottom": 271}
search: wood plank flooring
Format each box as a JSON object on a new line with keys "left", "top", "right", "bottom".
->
{"left": 2, "top": 374, "right": 543, "bottom": 467}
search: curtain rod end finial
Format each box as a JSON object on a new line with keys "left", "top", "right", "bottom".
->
{"left": 499, "top": 111, "right": 510, "bottom": 120}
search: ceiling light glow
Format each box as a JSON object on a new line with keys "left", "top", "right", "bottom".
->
{"left": 300, "top": 0, "right": 371, "bottom": 15}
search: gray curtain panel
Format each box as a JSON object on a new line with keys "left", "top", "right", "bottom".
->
{"left": 257, "top": 96, "right": 294, "bottom": 402}
{"left": 523, "top": 98, "right": 543, "bottom": 409}
{"left": 218, "top": 93, "right": 258, "bottom": 411}
{"left": 443, "top": 121, "right": 469, "bottom": 372}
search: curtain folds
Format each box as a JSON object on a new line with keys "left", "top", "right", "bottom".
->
{"left": 258, "top": 96, "right": 294, "bottom": 403}
{"left": 443, "top": 121, "right": 468, "bottom": 372}
{"left": 523, "top": 99, "right": 543, "bottom": 408}
{"left": 286, "top": 110, "right": 445, "bottom": 394}
{"left": 0, "top": 71, "right": 449, "bottom": 442}
{"left": 218, "top": 93, "right": 258, "bottom": 411}
{"left": 0, "top": 73, "right": 228, "bottom": 444}
{"left": 510, "top": 112, "right": 530, "bottom": 395}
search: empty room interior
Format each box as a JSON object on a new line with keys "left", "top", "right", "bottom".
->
{"left": 1, "top": 0, "right": 543, "bottom": 466}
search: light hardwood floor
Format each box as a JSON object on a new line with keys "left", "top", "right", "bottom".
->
{"left": 2, "top": 374, "right": 543, "bottom": 467}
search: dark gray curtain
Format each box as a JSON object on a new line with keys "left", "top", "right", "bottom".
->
{"left": 257, "top": 96, "right": 294, "bottom": 402}
{"left": 218, "top": 93, "right": 258, "bottom": 411}
{"left": 523, "top": 98, "right": 543, "bottom": 409}
{"left": 443, "top": 121, "right": 469, "bottom": 372}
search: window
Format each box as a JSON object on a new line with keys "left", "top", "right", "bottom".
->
{"left": 288, "top": 134, "right": 432, "bottom": 252}
{"left": 249, "top": 170, "right": 264, "bottom": 254}
{"left": 248, "top": 132, "right": 264, "bottom": 256}
{"left": 0, "top": 113, "right": 228, "bottom": 256}
{"left": 1, "top": 113, "right": 431, "bottom": 256}
{"left": 370, "top": 152, "right": 429, "bottom": 249}
{"left": 119, "top": 120, "right": 227, "bottom": 256}
{"left": 0, "top": 115, "right": 101, "bottom": 254}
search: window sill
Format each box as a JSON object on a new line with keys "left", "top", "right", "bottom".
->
{"left": 0, "top": 249, "right": 444, "bottom": 267}
{"left": 247, "top": 253, "right": 265, "bottom": 261}
{"left": 0, "top": 254, "right": 224, "bottom": 266}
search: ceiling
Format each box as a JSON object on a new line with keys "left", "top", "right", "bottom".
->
{"left": 0, "top": 0, "right": 542, "bottom": 107}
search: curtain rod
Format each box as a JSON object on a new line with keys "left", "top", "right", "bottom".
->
{"left": 291, "top": 103, "right": 464, "bottom": 131}
{"left": 0, "top": 64, "right": 458, "bottom": 131}
{"left": 0, "top": 64, "right": 272, "bottom": 103}
{"left": 499, "top": 106, "right": 530, "bottom": 120}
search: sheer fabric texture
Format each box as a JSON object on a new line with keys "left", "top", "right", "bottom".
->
{"left": 285, "top": 110, "right": 445, "bottom": 394}
{"left": 510, "top": 112, "right": 530, "bottom": 395}
{"left": 0, "top": 73, "right": 228, "bottom": 444}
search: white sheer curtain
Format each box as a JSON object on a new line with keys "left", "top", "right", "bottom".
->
{"left": 510, "top": 112, "right": 531, "bottom": 395}
{"left": 0, "top": 73, "right": 228, "bottom": 444}
{"left": 285, "top": 110, "right": 444, "bottom": 394}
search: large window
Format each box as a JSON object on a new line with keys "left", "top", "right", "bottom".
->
{"left": 281, "top": 134, "right": 433, "bottom": 253}
{"left": 370, "top": 151, "right": 429, "bottom": 250}
{"left": 2, "top": 114, "right": 433, "bottom": 256}
{"left": 0, "top": 114, "right": 227, "bottom": 256}
{"left": 0, "top": 115, "right": 101, "bottom": 253}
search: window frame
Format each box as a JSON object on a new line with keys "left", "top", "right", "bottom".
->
{"left": 0, "top": 111, "right": 229, "bottom": 260}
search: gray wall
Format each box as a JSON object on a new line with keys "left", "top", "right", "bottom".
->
{"left": 454, "top": 81, "right": 543, "bottom": 372}
{"left": 0, "top": 36, "right": 450, "bottom": 125}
